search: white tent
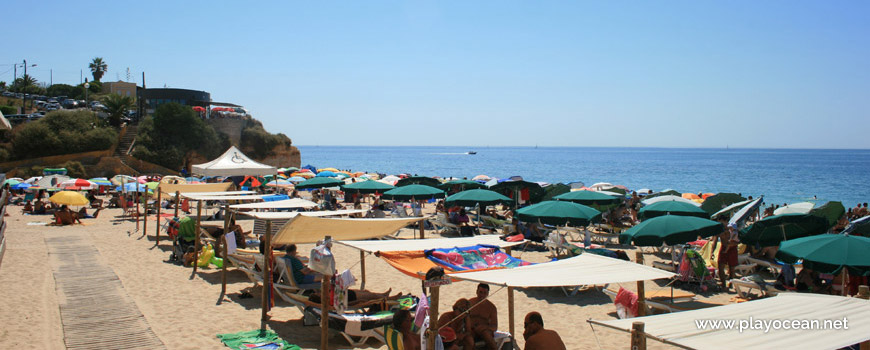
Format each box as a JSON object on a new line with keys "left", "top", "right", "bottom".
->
{"left": 589, "top": 293, "right": 870, "bottom": 350}
{"left": 641, "top": 195, "right": 701, "bottom": 207}
{"left": 191, "top": 146, "right": 277, "bottom": 176}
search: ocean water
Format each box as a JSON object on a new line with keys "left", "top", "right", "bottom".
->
{"left": 297, "top": 146, "right": 870, "bottom": 208}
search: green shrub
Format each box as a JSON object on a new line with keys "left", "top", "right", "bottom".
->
{"left": 11, "top": 110, "right": 117, "bottom": 159}
{"left": 133, "top": 103, "right": 228, "bottom": 170}
{"left": 60, "top": 161, "right": 87, "bottom": 178}
{"left": 0, "top": 105, "right": 16, "bottom": 115}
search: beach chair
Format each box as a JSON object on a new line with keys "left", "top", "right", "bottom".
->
{"left": 383, "top": 325, "right": 403, "bottom": 350}
{"left": 729, "top": 277, "right": 788, "bottom": 299}
{"left": 118, "top": 200, "right": 140, "bottom": 219}
{"left": 272, "top": 258, "right": 321, "bottom": 306}
{"left": 677, "top": 249, "right": 718, "bottom": 292}
{"left": 429, "top": 213, "right": 459, "bottom": 234}
{"left": 305, "top": 306, "right": 391, "bottom": 347}
{"left": 226, "top": 252, "right": 264, "bottom": 285}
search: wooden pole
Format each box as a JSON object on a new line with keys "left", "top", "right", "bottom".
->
{"left": 630, "top": 322, "right": 647, "bottom": 350}
{"left": 360, "top": 250, "right": 366, "bottom": 290}
{"left": 843, "top": 269, "right": 849, "bottom": 296}
{"left": 135, "top": 189, "right": 140, "bottom": 231}
{"left": 427, "top": 285, "right": 440, "bottom": 350}
{"left": 419, "top": 219, "right": 425, "bottom": 239}
{"left": 635, "top": 251, "right": 646, "bottom": 316}
{"left": 155, "top": 190, "right": 162, "bottom": 244}
{"left": 193, "top": 199, "right": 202, "bottom": 276}
{"left": 508, "top": 286, "right": 515, "bottom": 339}
{"left": 220, "top": 205, "right": 230, "bottom": 298}
{"left": 174, "top": 191, "right": 180, "bottom": 217}
{"left": 261, "top": 220, "right": 272, "bottom": 329}
{"left": 321, "top": 273, "right": 330, "bottom": 350}
{"left": 142, "top": 189, "right": 148, "bottom": 237}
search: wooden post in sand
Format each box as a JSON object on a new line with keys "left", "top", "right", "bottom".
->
{"left": 142, "top": 190, "right": 148, "bottom": 237}
{"left": 630, "top": 322, "right": 647, "bottom": 350}
{"left": 360, "top": 250, "right": 366, "bottom": 290}
{"left": 261, "top": 220, "right": 272, "bottom": 329}
{"left": 321, "top": 273, "right": 330, "bottom": 350}
{"left": 427, "top": 285, "right": 440, "bottom": 350}
{"left": 635, "top": 251, "right": 646, "bottom": 317}
{"left": 193, "top": 199, "right": 202, "bottom": 275}
{"left": 220, "top": 204, "right": 230, "bottom": 298}
{"left": 508, "top": 287, "right": 515, "bottom": 339}
{"left": 154, "top": 190, "right": 162, "bottom": 244}
{"left": 173, "top": 191, "right": 180, "bottom": 217}
{"left": 135, "top": 189, "right": 140, "bottom": 231}
{"left": 419, "top": 219, "right": 425, "bottom": 239}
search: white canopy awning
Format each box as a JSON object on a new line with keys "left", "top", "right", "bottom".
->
{"left": 338, "top": 235, "right": 525, "bottom": 252}
{"left": 230, "top": 198, "right": 317, "bottom": 210}
{"left": 272, "top": 215, "right": 424, "bottom": 245}
{"left": 589, "top": 293, "right": 870, "bottom": 350}
{"left": 158, "top": 182, "right": 234, "bottom": 195}
{"left": 167, "top": 190, "right": 255, "bottom": 198}
{"left": 0, "top": 111, "right": 11, "bottom": 130}
{"left": 240, "top": 209, "right": 367, "bottom": 220}
{"left": 182, "top": 194, "right": 267, "bottom": 201}
{"left": 449, "top": 253, "right": 675, "bottom": 288}
{"left": 191, "top": 146, "right": 277, "bottom": 176}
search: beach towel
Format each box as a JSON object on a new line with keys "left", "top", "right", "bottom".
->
{"left": 424, "top": 245, "right": 532, "bottom": 271}
{"left": 614, "top": 287, "right": 638, "bottom": 318}
{"left": 216, "top": 329, "right": 300, "bottom": 350}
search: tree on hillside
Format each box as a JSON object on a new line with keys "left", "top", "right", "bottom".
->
{"left": 133, "top": 103, "right": 229, "bottom": 170}
{"left": 0, "top": 81, "right": 6, "bottom": 90}
{"left": 47, "top": 84, "right": 77, "bottom": 97}
{"left": 103, "top": 93, "right": 134, "bottom": 127}
{"left": 89, "top": 57, "right": 108, "bottom": 82}
{"left": 11, "top": 74, "right": 37, "bottom": 92}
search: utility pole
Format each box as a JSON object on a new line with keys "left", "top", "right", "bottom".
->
{"left": 50, "top": 69, "right": 52, "bottom": 86}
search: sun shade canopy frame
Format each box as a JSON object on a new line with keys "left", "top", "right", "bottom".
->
{"left": 271, "top": 215, "right": 425, "bottom": 245}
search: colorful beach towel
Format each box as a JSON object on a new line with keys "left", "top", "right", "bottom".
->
{"left": 216, "top": 329, "right": 300, "bottom": 350}
{"left": 424, "top": 244, "right": 532, "bottom": 271}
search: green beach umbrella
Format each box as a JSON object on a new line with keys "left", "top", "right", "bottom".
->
{"left": 295, "top": 177, "right": 343, "bottom": 189}
{"left": 638, "top": 201, "right": 710, "bottom": 220}
{"left": 445, "top": 189, "right": 512, "bottom": 207}
{"left": 620, "top": 215, "right": 723, "bottom": 246}
{"left": 382, "top": 184, "right": 445, "bottom": 201}
{"left": 541, "top": 183, "right": 571, "bottom": 201}
{"left": 340, "top": 179, "right": 395, "bottom": 194}
{"left": 516, "top": 200, "right": 601, "bottom": 227}
{"left": 700, "top": 193, "right": 746, "bottom": 215}
{"left": 395, "top": 176, "right": 441, "bottom": 188}
{"left": 808, "top": 201, "right": 845, "bottom": 230}
{"left": 776, "top": 234, "right": 870, "bottom": 275}
{"left": 644, "top": 189, "right": 681, "bottom": 200}
{"left": 438, "top": 179, "right": 486, "bottom": 191}
{"left": 490, "top": 180, "right": 546, "bottom": 205}
{"left": 145, "top": 181, "right": 160, "bottom": 190}
{"left": 738, "top": 213, "right": 830, "bottom": 247}
{"left": 3, "top": 178, "right": 21, "bottom": 187}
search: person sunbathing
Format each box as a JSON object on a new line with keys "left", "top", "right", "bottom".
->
{"left": 22, "top": 200, "right": 33, "bottom": 214}
{"left": 77, "top": 207, "right": 104, "bottom": 219}
{"left": 54, "top": 205, "right": 82, "bottom": 225}
{"left": 33, "top": 200, "right": 47, "bottom": 214}
{"left": 469, "top": 283, "right": 498, "bottom": 350}
{"left": 283, "top": 244, "right": 322, "bottom": 285}
{"left": 308, "top": 288, "right": 401, "bottom": 307}
{"left": 393, "top": 309, "right": 420, "bottom": 350}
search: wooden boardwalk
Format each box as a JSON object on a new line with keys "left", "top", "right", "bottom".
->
{"left": 46, "top": 234, "right": 165, "bottom": 350}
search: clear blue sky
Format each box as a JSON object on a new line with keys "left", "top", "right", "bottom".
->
{"left": 4, "top": 1, "right": 869, "bottom": 148}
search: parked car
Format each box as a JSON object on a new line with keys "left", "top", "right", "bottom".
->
{"left": 47, "top": 98, "right": 58, "bottom": 104}
{"left": 62, "top": 99, "right": 77, "bottom": 108}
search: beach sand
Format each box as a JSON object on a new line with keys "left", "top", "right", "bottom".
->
{"left": 0, "top": 202, "right": 735, "bottom": 349}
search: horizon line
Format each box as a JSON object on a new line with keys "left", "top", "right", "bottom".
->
{"left": 294, "top": 145, "right": 870, "bottom": 151}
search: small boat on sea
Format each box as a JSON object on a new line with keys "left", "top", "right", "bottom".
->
{"left": 467, "top": 151, "right": 477, "bottom": 155}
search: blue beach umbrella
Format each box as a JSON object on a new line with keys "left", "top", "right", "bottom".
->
{"left": 317, "top": 171, "right": 337, "bottom": 177}
{"left": 11, "top": 183, "right": 32, "bottom": 190}
{"left": 116, "top": 183, "right": 148, "bottom": 192}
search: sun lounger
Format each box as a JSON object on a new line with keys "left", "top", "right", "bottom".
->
{"left": 729, "top": 278, "right": 786, "bottom": 299}
{"left": 645, "top": 299, "right": 725, "bottom": 314}
{"left": 428, "top": 213, "right": 459, "bottom": 234}
{"left": 305, "top": 306, "right": 392, "bottom": 347}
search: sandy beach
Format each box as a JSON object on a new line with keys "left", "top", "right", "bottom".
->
{"left": 0, "top": 201, "right": 735, "bottom": 350}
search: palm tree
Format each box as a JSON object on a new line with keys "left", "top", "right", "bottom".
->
{"left": 103, "top": 93, "right": 134, "bottom": 127}
{"left": 12, "top": 74, "right": 37, "bottom": 92}
{"left": 89, "top": 57, "right": 108, "bottom": 82}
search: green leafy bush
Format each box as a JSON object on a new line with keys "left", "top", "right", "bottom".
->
{"left": 11, "top": 110, "right": 117, "bottom": 159}
{"left": 0, "top": 105, "right": 16, "bottom": 115}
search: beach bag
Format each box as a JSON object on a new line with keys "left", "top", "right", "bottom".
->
{"left": 309, "top": 243, "right": 335, "bottom": 275}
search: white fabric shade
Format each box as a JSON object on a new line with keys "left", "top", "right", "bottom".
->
{"left": 773, "top": 201, "right": 815, "bottom": 215}
{"left": 191, "top": 146, "right": 277, "bottom": 176}
{"left": 229, "top": 198, "right": 317, "bottom": 209}
{"left": 158, "top": 183, "right": 235, "bottom": 195}
{"left": 0, "top": 111, "right": 11, "bottom": 130}
{"left": 239, "top": 209, "right": 366, "bottom": 219}
{"left": 166, "top": 190, "right": 255, "bottom": 198}
{"left": 182, "top": 194, "right": 268, "bottom": 201}
{"left": 450, "top": 253, "right": 675, "bottom": 288}
{"left": 272, "top": 216, "right": 424, "bottom": 245}
{"left": 338, "top": 235, "right": 525, "bottom": 253}
{"left": 589, "top": 293, "right": 870, "bottom": 350}
{"left": 641, "top": 195, "right": 701, "bottom": 207}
